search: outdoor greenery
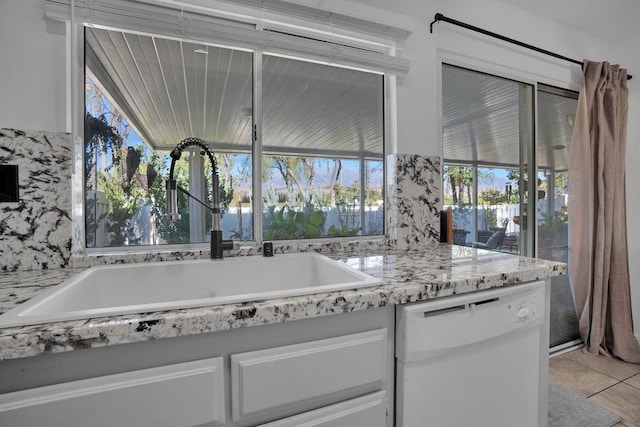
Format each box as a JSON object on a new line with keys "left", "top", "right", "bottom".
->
{"left": 444, "top": 165, "right": 567, "bottom": 207}
{"left": 330, "top": 182, "right": 362, "bottom": 237}
{"left": 261, "top": 156, "right": 382, "bottom": 239}
{"left": 84, "top": 109, "right": 235, "bottom": 246}
{"left": 482, "top": 207, "right": 498, "bottom": 229}
{"left": 84, "top": 112, "right": 126, "bottom": 246}
{"left": 538, "top": 208, "right": 569, "bottom": 245}
{"left": 443, "top": 165, "right": 501, "bottom": 205}
{"left": 443, "top": 162, "right": 571, "bottom": 256}
{"left": 263, "top": 205, "right": 325, "bottom": 240}
{"left": 480, "top": 188, "right": 506, "bottom": 205}
{"left": 443, "top": 166, "right": 473, "bottom": 204}
{"left": 84, "top": 77, "right": 384, "bottom": 246}
{"left": 98, "top": 147, "right": 146, "bottom": 246}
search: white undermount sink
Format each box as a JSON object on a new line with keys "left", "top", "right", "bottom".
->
{"left": 0, "top": 252, "right": 380, "bottom": 328}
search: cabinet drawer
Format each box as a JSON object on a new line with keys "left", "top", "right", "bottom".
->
{"left": 231, "top": 329, "right": 387, "bottom": 420}
{"left": 259, "top": 391, "right": 387, "bottom": 427}
{"left": 0, "top": 357, "right": 225, "bottom": 427}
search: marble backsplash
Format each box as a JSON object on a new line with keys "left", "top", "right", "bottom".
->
{"left": 386, "top": 154, "right": 441, "bottom": 249}
{"left": 0, "top": 128, "right": 442, "bottom": 271}
{"left": 0, "top": 129, "right": 73, "bottom": 271}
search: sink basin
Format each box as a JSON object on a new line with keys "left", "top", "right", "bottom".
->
{"left": 0, "top": 253, "right": 380, "bottom": 328}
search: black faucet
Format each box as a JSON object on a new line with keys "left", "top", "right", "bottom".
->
{"left": 165, "top": 137, "right": 233, "bottom": 259}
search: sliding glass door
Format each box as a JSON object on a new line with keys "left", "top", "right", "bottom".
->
{"left": 441, "top": 64, "right": 535, "bottom": 255}
{"left": 442, "top": 65, "right": 580, "bottom": 349}
{"left": 536, "top": 84, "right": 580, "bottom": 348}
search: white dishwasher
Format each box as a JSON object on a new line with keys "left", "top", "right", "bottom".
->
{"left": 395, "top": 281, "right": 546, "bottom": 427}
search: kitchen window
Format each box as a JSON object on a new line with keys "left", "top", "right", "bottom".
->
{"left": 82, "top": 23, "right": 386, "bottom": 248}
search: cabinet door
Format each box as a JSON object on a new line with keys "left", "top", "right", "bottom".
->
{"left": 258, "top": 391, "right": 387, "bottom": 427}
{"left": 231, "top": 329, "right": 387, "bottom": 420}
{"left": 0, "top": 357, "right": 225, "bottom": 427}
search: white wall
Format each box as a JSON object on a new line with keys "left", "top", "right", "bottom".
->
{"left": 2, "top": 0, "right": 640, "bottom": 334}
{"left": 352, "top": 0, "right": 640, "bottom": 336}
{"left": 618, "top": 35, "right": 640, "bottom": 336}
{"left": 348, "top": 0, "right": 627, "bottom": 156}
{"left": 0, "top": 0, "right": 67, "bottom": 132}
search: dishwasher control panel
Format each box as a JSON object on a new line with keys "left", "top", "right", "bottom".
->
{"left": 507, "top": 294, "right": 539, "bottom": 324}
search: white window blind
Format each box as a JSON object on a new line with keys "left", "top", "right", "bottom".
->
{"left": 44, "top": 0, "right": 411, "bottom": 76}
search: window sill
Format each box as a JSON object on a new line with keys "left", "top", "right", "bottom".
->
{"left": 73, "top": 237, "right": 390, "bottom": 269}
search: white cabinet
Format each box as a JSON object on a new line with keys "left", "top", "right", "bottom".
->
{"left": 0, "top": 357, "right": 225, "bottom": 427}
{"left": 0, "top": 306, "right": 395, "bottom": 426}
{"left": 231, "top": 329, "right": 387, "bottom": 422}
{"left": 258, "top": 391, "right": 387, "bottom": 427}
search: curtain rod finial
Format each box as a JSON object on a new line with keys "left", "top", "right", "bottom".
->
{"left": 430, "top": 13, "right": 443, "bottom": 33}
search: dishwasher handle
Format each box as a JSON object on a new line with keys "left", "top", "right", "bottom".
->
{"left": 422, "top": 296, "right": 499, "bottom": 318}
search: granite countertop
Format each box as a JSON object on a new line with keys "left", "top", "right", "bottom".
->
{"left": 0, "top": 244, "right": 567, "bottom": 361}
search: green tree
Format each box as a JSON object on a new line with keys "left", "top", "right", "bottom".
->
{"left": 99, "top": 169, "right": 145, "bottom": 246}
{"left": 84, "top": 112, "right": 124, "bottom": 186}
{"left": 329, "top": 182, "right": 361, "bottom": 237}
{"left": 263, "top": 157, "right": 343, "bottom": 209}
{"left": 99, "top": 145, "right": 156, "bottom": 246}
{"left": 271, "top": 156, "right": 316, "bottom": 205}
{"left": 443, "top": 166, "right": 473, "bottom": 204}
{"left": 84, "top": 112, "right": 125, "bottom": 247}
{"left": 504, "top": 169, "right": 521, "bottom": 204}
{"left": 480, "top": 188, "right": 505, "bottom": 205}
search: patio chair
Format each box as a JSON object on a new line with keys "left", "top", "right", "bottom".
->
{"left": 473, "top": 218, "right": 509, "bottom": 250}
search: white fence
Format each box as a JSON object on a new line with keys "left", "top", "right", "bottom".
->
{"left": 221, "top": 205, "right": 384, "bottom": 239}
{"left": 90, "top": 196, "right": 566, "bottom": 247}
{"left": 445, "top": 203, "right": 520, "bottom": 235}
{"left": 90, "top": 197, "right": 385, "bottom": 246}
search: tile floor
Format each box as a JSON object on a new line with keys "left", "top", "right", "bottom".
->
{"left": 550, "top": 348, "right": 640, "bottom": 427}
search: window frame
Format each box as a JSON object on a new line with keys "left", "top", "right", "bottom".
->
{"left": 69, "top": 4, "right": 395, "bottom": 253}
{"left": 440, "top": 62, "right": 536, "bottom": 255}
{"left": 440, "top": 59, "right": 582, "bottom": 257}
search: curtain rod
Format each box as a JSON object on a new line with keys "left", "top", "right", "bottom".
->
{"left": 429, "top": 13, "right": 632, "bottom": 80}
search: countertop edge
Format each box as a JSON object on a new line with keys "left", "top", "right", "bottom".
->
{"left": 0, "top": 248, "right": 567, "bottom": 361}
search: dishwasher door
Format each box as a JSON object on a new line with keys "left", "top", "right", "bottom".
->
{"left": 395, "top": 281, "right": 546, "bottom": 427}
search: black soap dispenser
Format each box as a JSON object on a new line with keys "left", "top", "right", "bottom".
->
{"left": 263, "top": 242, "right": 274, "bottom": 257}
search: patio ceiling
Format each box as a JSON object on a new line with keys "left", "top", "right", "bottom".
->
{"left": 443, "top": 64, "right": 577, "bottom": 171}
{"left": 85, "top": 26, "right": 384, "bottom": 157}
{"left": 86, "top": 27, "right": 577, "bottom": 168}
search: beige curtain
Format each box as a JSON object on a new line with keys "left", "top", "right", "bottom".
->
{"left": 569, "top": 59, "right": 640, "bottom": 363}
